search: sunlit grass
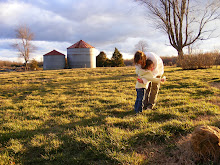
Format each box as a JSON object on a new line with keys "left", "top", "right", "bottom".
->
{"left": 0, "top": 66, "right": 219, "bottom": 164}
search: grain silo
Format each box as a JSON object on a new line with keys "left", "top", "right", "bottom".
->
{"left": 67, "top": 40, "right": 96, "bottom": 68}
{"left": 43, "top": 50, "right": 65, "bottom": 70}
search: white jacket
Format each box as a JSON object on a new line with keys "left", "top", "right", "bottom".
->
{"left": 145, "top": 52, "right": 164, "bottom": 77}
{"left": 135, "top": 64, "right": 161, "bottom": 89}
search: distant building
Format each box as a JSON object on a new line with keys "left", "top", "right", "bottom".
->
{"left": 43, "top": 50, "right": 65, "bottom": 70}
{"left": 67, "top": 40, "right": 96, "bottom": 68}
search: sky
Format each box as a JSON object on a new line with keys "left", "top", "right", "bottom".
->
{"left": 0, "top": 0, "right": 220, "bottom": 62}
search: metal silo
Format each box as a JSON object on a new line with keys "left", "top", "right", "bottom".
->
{"left": 67, "top": 40, "right": 96, "bottom": 68}
{"left": 43, "top": 50, "right": 65, "bottom": 70}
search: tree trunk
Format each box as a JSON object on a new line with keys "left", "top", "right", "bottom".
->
{"left": 178, "top": 49, "right": 184, "bottom": 59}
{"left": 177, "top": 49, "right": 184, "bottom": 67}
{"left": 25, "top": 61, "right": 28, "bottom": 71}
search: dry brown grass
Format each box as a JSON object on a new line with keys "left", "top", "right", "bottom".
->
{"left": 210, "top": 82, "right": 220, "bottom": 89}
{"left": 209, "top": 82, "right": 220, "bottom": 107}
{"left": 144, "top": 126, "right": 220, "bottom": 164}
{"left": 144, "top": 136, "right": 198, "bottom": 165}
{"left": 191, "top": 125, "right": 220, "bottom": 163}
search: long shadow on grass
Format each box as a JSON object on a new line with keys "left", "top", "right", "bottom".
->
{"left": 164, "top": 68, "right": 183, "bottom": 73}
{"left": 128, "top": 131, "right": 170, "bottom": 148}
{"left": 1, "top": 117, "right": 121, "bottom": 164}
{"left": 1, "top": 73, "right": 136, "bottom": 104}
{"left": 60, "top": 73, "right": 136, "bottom": 88}
{"left": 212, "top": 120, "right": 220, "bottom": 128}
{"left": 66, "top": 73, "right": 136, "bottom": 85}
{"left": 127, "top": 122, "right": 192, "bottom": 150}
{"left": 1, "top": 103, "right": 135, "bottom": 164}
{"left": 0, "top": 72, "right": 139, "bottom": 164}
{"left": 163, "top": 82, "right": 202, "bottom": 90}
{"left": 190, "top": 89, "right": 214, "bottom": 97}
{"left": 23, "top": 134, "right": 120, "bottom": 165}
{"left": 0, "top": 84, "right": 52, "bottom": 106}
{"left": 147, "top": 112, "right": 179, "bottom": 122}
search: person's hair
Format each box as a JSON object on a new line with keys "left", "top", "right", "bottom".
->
{"left": 142, "top": 59, "right": 153, "bottom": 69}
{"left": 133, "top": 50, "right": 146, "bottom": 66}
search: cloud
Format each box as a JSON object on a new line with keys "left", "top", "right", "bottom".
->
{"left": 0, "top": 1, "right": 78, "bottom": 41}
{"left": 0, "top": 0, "right": 161, "bottom": 61}
{"left": 0, "top": 48, "right": 21, "bottom": 62}
{"left": 0, "top": 38, "right": 70, "bottom": 61}
{"left": 0, "top": 0, "right": 150, "bottom": 42}
{"left": 0, "top": 0, "right": 219, "bottom": 62}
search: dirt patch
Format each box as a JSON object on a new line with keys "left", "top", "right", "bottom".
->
{"left": 210, "top": 82, "right": 220, "bottom": 89}
{"left": 141, "top": 126, "right": 220, "bottom": 164}
{"left": 209, "top": 82, "right": 220, "bottom": 107}
{"left": 143, "top": 136, "right": 198, "bottom": 165}
{"left": 191, "top": 125, "right": 220, "bottom": 163}
{"left": 210, "top": 99, "right": 220, "bottom": 107}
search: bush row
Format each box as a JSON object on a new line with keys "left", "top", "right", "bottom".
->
{"left": 178, "top": 52, "right": 220, "bottom": 69}
{"left": 1, "top": 52, "right": 219, "bottom": 70}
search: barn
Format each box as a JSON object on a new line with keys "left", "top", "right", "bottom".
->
{"left": 43, "top": 50, "right": 65, "bottom": 70}
{"left": 67, "top": 40, "right": 97, "bottom": 68}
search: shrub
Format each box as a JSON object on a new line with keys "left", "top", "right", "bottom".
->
{"left": 214, "top": 52, "right": 220, "bottom": 66}
{"left": 0, "top": 60, "right": 23, "bottom": 68}
{"left": 29, "top": 59, "right": 38, "bottom": 71}
{"left": 37, "top": 61, "right": 43, "bottom": 68}
{"left": 124, "top": 59, "right": 134, "bottom": 66}
{"left": 96, "top": 51, "right": 109, "bottom": 67}
{"left": 161, "top": 56, "right": 178, "bottom": 66}
{"left": 111, "top": 48, "right": 125, "bottom": 67}
{"left": 178, "top": 52, "right": 217, "bottom": 70}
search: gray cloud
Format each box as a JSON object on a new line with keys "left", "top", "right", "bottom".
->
{"left": 0, "top": 0, "right": 149, "bottom": 43}
{"left": 0, "top": 0, "right": 219, "bottom": 61}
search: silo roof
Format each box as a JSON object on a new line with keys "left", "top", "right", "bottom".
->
{"left": 67, "top": 40, "right": 95, "bottom": 49}
{"left": 43, "top": 50, "right": 65, "bottom": 56}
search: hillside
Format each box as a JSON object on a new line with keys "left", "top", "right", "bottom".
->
{"left": 0, "top": 66, "right": 219, "bottom": 164}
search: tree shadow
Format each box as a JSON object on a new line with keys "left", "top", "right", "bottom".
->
{"left": 190, "top": 89, "right": 214, "bottom": 97}
{"left": 164, "top": 68, "right": 183, "bottom": 73}
{"left": 146, "top": 112, "right": 179, "bottom": 122}
{"left": 127, "top": 131, "right": 170, "bottom": 149}
{"left": 1, "top": 113, "right": 121, "bottom": 164}
{"left": 23, "top": 134, "right": 120, "bottom": 165}
{"left": 212, "top": 120, "right": 220, "bottom": 128}
{"left": 0, "top": 71, "right": 140, "bottom": 164}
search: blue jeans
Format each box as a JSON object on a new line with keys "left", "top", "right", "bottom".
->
{"left": 134, "top": 88, "right": 146, "bottom": 113}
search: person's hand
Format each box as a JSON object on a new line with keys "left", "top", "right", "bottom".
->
{"left": 161, "top": 76, "right": 166, "bottom": 83}
{"left": 137, "top": 78, "right": 144, "bottom": 83}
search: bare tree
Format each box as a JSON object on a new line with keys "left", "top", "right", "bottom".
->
{"left": 12, "top": 25, "right": 35, "bottom": 71}
{"left": 135, "top": 0, "right": 220, "bottom": 59}
{"left": 134, "top": 40, "right": 149, "bottom": 52}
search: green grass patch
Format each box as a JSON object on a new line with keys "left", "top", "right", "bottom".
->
{"left": 0, "top": 66, "right": 219, "bottom": 164}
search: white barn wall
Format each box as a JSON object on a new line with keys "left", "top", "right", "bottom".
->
{"left": 67, "top": 48, "right": 96, "bottom": 68}
{"left": 43, "top": 55, "right": 65, "bottom": 70}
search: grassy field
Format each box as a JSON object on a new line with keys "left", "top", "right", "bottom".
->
{"left": 0, "top": 66, "right": 219, "bottom": 165}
